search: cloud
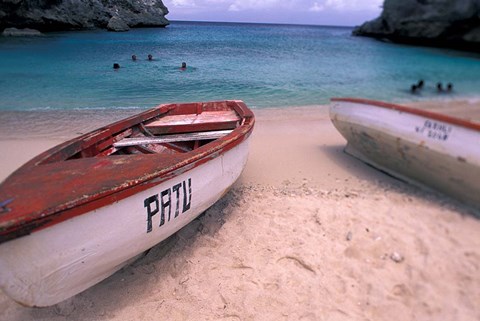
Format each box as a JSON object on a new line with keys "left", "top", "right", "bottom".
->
{"left": 324, "top": 0, "right": 383, "bottom": 11}
{"left": 167, "top": 0, "right": 383, "bottom": 13}
{"left": 163, "top": 0, "right": 383, "bottom": 25}
{"left": 171, "top": 0, "right": 197, "bottom": 7}
{"left": 309, "top": 2, "right": 324, "bottom": 12}
{"left": 228, "top": 0, "right": 294, "bottom": 12}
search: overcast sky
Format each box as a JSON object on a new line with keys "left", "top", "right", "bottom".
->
{"left": 162, "top": 0, "right": 384, "bottom": 26}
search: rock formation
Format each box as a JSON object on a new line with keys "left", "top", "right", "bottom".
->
{"left": 2, "top": 27, "right": 43, "bottom": 36}
{"left": 0, "top": 0, "right": 169, "bottom": 32}
{"left": 353, "top": 0, "right": 480, "bottom": 51}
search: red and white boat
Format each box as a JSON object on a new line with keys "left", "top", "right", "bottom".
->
{"left": 0, "top": 100, "right": 255, "bottom": 307}
{"left": 330, "top": 98, "right": 480, "bottom": 211}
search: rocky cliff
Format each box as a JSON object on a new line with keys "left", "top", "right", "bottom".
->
{"left": 354, "top": 0, "right": 480, "bottom": 51}
{"left": 0, "top": 0, "right": 169, "bottom": 32}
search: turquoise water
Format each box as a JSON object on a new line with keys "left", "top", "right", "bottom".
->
{"left": 1, "top": 21, "right": 480, "bottom": 111}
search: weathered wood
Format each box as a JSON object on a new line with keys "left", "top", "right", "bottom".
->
{"left": 96, "top": 128, "right": 133, "bottom": 152}
{"left": 0, "top": 100, "right": 255, "bottom": 307}
{"left": 113, "top": 130, "right": 232, "bottom": 147}
{"left": 330, "top": 98, "right": 480, "bottom": 212}
{"left": 145, "top": 110, "right": 240, "bottom": 135}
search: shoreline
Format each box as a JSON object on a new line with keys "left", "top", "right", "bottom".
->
{"left": 1, "top": 99, "right": 480, "bottom": 320}
{"left": 2, "top": 98, "right": 480, "bottom": 183}
{"left": 2, "top": 96, "right": 480, "bottom": 136}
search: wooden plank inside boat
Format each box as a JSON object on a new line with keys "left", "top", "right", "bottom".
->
{"left": 145, "top": 110, "right": 240, "bottom": 134}
{"left": 113, "top": 130, "right": 233, "bottom": 147}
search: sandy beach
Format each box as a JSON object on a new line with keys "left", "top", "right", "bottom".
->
{"left": 1, "top": 101, "right": 479, "bottom": 321}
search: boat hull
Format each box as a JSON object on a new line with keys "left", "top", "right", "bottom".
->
{"left": 330, "top": 99, "right": 480, "bottom": 210}
{"left": 0, "top": 137, "right": 250, "bottom": 307}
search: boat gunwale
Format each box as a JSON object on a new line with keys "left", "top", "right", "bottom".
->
{"left": 331, "top": 98, "right": 480, "bottom": 132}
{"left": 0, "top": 100, "right": 255, "bottom": 243}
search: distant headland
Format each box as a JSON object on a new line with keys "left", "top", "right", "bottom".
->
{"left": 0, "top": 0, "right": 169, "bottom": 33}
{"left": 353, "top": 0, "right": 480, "bottom": 52}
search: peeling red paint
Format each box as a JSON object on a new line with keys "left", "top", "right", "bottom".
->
{"left": 0, "top": 100, "right": 255, "bottom": 243}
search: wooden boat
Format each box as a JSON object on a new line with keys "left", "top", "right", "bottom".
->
{"left": 330, "top": 98, "right": 480, "bottom": 211}
{"left": 0, "top": 100, "right": 255, "bottom": 307}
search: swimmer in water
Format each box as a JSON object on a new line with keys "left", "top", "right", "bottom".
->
{"left": 437, "top": 82, "right": 443, "bottom": 92}
{"left": 132, "top": 54, "right": 137, "bottom": 61}
{"left": 113, "top": 63, "right": 120, "bottom": 69}
{"left": 417, "top": 79, "right": 424, "bottom": 89}
{"left": 148, "top": 54, "right": 153, "bottom": 61}
{"left": 180, "top": 62, "right": 187, "bottom": 70}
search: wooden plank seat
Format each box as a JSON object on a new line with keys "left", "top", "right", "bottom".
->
{"left": 113, "top": 130, "right": 233, "bottom": 148}
{"left": 144, "top": 110, "right": 240, "bottom": 135}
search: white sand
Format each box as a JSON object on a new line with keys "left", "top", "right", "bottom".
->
{"left": 1, "top": 103, "right": 479, "bottom": 321}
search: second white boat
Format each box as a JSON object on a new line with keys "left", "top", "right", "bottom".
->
{"left": 330, "top": 98, "right": 480, "bottom": 211}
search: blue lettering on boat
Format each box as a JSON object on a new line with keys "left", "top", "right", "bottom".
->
{"left": 415, "top": 120, "right": 452, "bottom": 141}
{"left": 143, "top": 178, "right": 192, "bottom": 233}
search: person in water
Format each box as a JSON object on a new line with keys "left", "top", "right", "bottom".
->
{"left": 148, "top": 54, "right": 153, "bottom": 61}
{"left": 410, "top": 79, "right": 424, "bottom": 94}
{"left": 132, "top": 54, "right": 137, "bottom": 61}
{"left": 180, "top": 62, "right": 187, "bottom": 70}
{"left": 437, "top": 82, "right": 443, "bottom": 92}
{"left": 113, "top": 63, "right": 120, "bottom": 69}
{"left": 447, "top": 83, "right": 453, "bottom": 92}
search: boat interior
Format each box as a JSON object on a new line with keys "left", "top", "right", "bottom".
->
{"left": 111, "top": 109, "right": 240, "bottom": 156}
{"left": 39, "top": 101, "right": 245, "bottom": 164}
